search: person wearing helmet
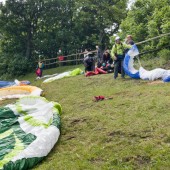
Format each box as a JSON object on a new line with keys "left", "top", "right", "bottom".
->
{"left": 111, "top": 36, "right": 131, "bottom": 79}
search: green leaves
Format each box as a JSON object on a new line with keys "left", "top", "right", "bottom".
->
{"left": 120, "top": 0, "right": 170, "bottom": 54}
{"left": 0, "top": 0, "right": 128, "bottom": 77}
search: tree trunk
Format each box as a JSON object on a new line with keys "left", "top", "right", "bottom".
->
{"left": 26, "top": 28, "right": 32, "bottom": 59}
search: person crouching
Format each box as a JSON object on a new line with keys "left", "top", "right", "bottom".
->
{"left": 83, "top": 52, "right": 95, "bottom": 72}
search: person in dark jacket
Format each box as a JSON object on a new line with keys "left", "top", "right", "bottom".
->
{"left": 100, "top": 50, "right": 114, "bottom": 72}
{"left": 84, "top": 52, "right": 95, "bottom": 72}
{"left": 102, "top": 50, "right": 113, "bottom": 65}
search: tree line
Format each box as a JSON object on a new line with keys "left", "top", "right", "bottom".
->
{"left": 0, "top": 0, "right": 169, "bottom": 77}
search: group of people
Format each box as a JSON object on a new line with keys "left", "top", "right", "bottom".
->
{"left": 36, "top": 35, "right": 134, "bottom": 79}
{"left": 83, "top": 35, "right": 134, "bottom": 78}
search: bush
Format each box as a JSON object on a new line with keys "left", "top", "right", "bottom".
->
{"left": 158, "top": 49, "right": 170, "bottom": 61}
{"left": 0, "top": 53, "right": 34, "bottom": 79}
{"left": 7, "top": 54, "right": 33, "bottom": 76}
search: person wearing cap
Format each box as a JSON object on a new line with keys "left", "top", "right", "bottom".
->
{"left": 111, "top": 36, "right": 131, "bottom": 79}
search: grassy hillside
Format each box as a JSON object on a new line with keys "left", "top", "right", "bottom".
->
{"left": 1, "top": 63, "right": 170, "bottom": 170}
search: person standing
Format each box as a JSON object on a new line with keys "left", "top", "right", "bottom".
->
{"left": 83, "top": 49, "right": 88, "bottom": 58}
{"left": 36, "top": 61, "right": 44, "bottom": 79}
{"left": 111, "top": 37, "right": 131, "bottom": 79}
{"left": 125, "top": 35, "right": 134, "bottom": 45}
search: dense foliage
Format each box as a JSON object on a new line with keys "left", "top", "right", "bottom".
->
{"left": 0, "top": 0, "right": 127, "bottom": 77}
{"left": 120, "top": 0, "right": 170, "bottom": 58}
{"left": 0, "top": 0, "right": 169, "bottom": 77}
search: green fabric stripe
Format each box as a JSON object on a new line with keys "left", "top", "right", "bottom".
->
{"left": 24, "top": 116, "right": 53, "bottom": 128}
{"left": 16, "top": 104, "right": 27, "bottom": 115}
{"left": 0, "top": 131, "right": 15, "bottom": 161}
{"left": 0, "top": 129, "right": 13, "bottom": 140}
{"left": 53, "top": 102, "right": 62, "bottom": 115}
{"left": 0, "top": 107, "right": 16, "bottom": 118}
{"left": 12, "top": 124, "right": 36, "bottom": 146}
{"left": 0, "top": 125, "right": 36, "bottom": 168}
{"left": 0, "top": 107, "right": 18, "bottom": 134}
{"left": 0, "top": 134, "right": 24, "bottom": 169}
{"left": 52, "top": 112, "right": 61, "bottom": 129}
{"left": 3, "top": 157, "right": 44, "bottom": 170}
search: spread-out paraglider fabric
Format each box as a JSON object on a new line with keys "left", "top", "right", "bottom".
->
{"left": 139, "top": 67, "right": 170, "bottom": 81}
{"left": 123, "top": 45, "right": 170, "bottom": 82}
{"left": 37, "top": 73, "right": 59, "bottom": 80}
{"left": 0, "top": 86, "right": 43, "bottom": 100}
{"left": 0, "top": 96, "right": 61, "bottom": 170}
{"left": 43, "top": 68, "right": 83, "bottom": 83}
{"left": 0, "top": 80, "right": 30, "bottom": 88}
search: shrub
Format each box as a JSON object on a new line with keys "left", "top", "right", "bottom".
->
{"left": 0, "top": 53, "right": 34, "bottom": 79}
{"left": 158, "top": 49, "right": 170, "bottom": 61}
{"left": 7, "top": 54, "right": 33, "bottom": 76}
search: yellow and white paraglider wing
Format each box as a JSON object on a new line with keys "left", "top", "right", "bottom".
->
{"left": 0, "top": 86, "right": 43, "bottom": 100}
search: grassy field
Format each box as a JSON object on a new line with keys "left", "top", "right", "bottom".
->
{"left": 1, "top": 63, "right": 170, "bottom": 170}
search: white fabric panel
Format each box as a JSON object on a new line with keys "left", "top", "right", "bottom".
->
{"left": 139, "top": 67, "right": 170, "bottom": 81}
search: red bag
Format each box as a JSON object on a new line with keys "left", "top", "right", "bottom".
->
{"left": 36, "top": 68, "right": 41, "bottom": 76}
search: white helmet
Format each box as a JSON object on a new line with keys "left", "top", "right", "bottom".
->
{"left": 115, "top": 36, "right": 120, "bottom": 41}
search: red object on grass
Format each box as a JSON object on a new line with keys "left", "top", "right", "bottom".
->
{"left": 94, "top": 96, "right": 105, "bottom": 102}
{"left": 95, "top": 67, "right": 107, "bottom": 74}
{"left": 85, "top": 71, "right": 96, "bottom": 77}
{"left": 85, "top": 68, "right": 107, "bottom": 77}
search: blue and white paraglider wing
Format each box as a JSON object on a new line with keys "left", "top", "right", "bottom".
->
{"left": 139, "top": 67, "right": 170, "bottom": 81}
{"left": 123, "top": 44, "right": 140, "bottom": 79}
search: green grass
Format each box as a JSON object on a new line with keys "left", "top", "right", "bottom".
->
{"left": 1, "top": 63, "right": 170, "bottom": 170}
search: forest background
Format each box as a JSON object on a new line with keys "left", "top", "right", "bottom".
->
{"left": 0, "top": 0, "right": 169, "bottom": 78}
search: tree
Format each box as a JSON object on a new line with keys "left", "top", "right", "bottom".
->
{"left": 120, "top": 0, "right": 170, "bottom": 52}
{"left": 0, "top": 0, "right": 129, "bottom": 77}
{"left": 73, "top": 0, "right": 128, "bottom": 50}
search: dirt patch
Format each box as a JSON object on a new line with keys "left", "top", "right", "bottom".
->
{"left": 108, "top": 131, "right": 126, "bottom": 137}
{"left": 108, "top": 131, "right": 152, "bottom": 140}
{"left": 134, "top": 155, "right": 151, "bottom": 166}
{"left": 66, "top": 136, "right": 76, "bottom": 141}
{"left": 123, "top": 155, "right": 151, "bottom": 166}
{"left": 147, "top": 81, "right": 163, "bottom": 85}
{"left": 89, "top": 157, "right": 104, "bottom": 164}
{"left": 70, "top": 118, "right": 87, "bottom": 125}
